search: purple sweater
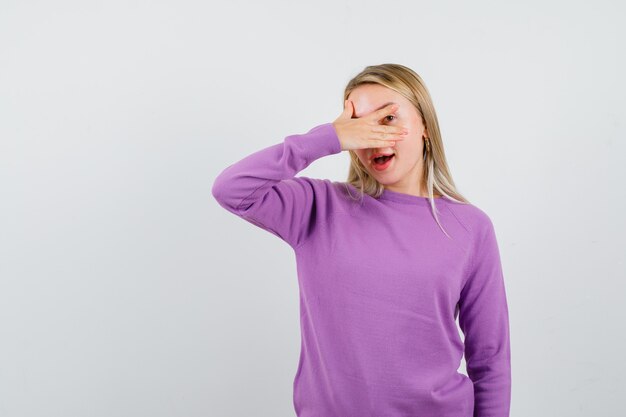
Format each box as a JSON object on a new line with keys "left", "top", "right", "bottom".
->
{"left": 211, "top": 123, "right": 511, "bottom": 417}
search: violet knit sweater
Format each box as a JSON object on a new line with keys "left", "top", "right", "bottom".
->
{"left": 211, "top": 122, "right": 512, "bottom": 417}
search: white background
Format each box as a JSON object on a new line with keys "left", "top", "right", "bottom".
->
{"left": 1, "top": 1, "right": 624, "bottom": 416}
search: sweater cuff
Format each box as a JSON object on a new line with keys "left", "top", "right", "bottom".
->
{"left": 301, "top": 122, "right": 343, "bottom": 158}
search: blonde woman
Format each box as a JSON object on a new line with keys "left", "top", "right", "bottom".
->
{"left": 212, "top": 63, "right": 511, "bottom": 417}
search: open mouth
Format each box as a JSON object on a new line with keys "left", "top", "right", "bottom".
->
{"left": 373, "top": 154, "right": 394, "bottom": 165}
{"left": 370, "top": 153, "right": 395, "bottom": 171}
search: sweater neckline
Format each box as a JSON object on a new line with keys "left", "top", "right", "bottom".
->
{"left": 378, "top": 188, "right": 447, "bottom": 206}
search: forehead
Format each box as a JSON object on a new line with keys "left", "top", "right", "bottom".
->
{"left": 348, "top": 84, "right": 410, "bottom": 118}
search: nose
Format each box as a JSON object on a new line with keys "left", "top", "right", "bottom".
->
{"left": 374, "top": 147, "right": 395, "bottom": 153}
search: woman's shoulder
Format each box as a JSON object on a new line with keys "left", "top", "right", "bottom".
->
{"left": 444, "top": 197, "right": 496, "bottom": 236}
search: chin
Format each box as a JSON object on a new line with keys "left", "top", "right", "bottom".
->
{"left": 373, "top": 173, "right": 402, "bottom": 184}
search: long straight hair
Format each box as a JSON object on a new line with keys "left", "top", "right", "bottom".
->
{"left": 342, "top": 63, "right": 470, "bottom": 237}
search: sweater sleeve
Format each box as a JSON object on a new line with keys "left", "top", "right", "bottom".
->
{"left": 458, "top": 215, "right": 512, "bottom": 417}
{"left": 211, "top": 122, "right": 343, "bottom": 249}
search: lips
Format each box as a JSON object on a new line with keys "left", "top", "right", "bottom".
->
{"left": 370, "top": 152, "right": 395, "bottom": 171}
{"left": 370, "top": 152, "right": 395, "bottom": 161}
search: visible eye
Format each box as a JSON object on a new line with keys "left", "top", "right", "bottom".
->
{"left": 384, "top": 115, "right": 396, "bottom": 122}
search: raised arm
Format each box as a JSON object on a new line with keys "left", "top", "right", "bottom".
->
{"left": 212, "top": 101, "right": 408, "bottom": 249}
{"left": 211, "top": 122, "right": 342, "bottom": 249}
{"left": 458, "top": 216, "right": 512, "bottom": 417}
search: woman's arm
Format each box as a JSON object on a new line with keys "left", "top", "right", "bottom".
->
{"left": 211, "top": 122, "right": 342, "bottom": 249}
{"left": 458, "top": 216, "right": 512, "bottom": 417}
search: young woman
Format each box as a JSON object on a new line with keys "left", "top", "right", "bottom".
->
{"left": 212, "top": 63, "right": 511, "bottom": 417}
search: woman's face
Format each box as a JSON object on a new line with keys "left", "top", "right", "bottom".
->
{"left": 347, "top": 84, "right": 427, "bottom": 192}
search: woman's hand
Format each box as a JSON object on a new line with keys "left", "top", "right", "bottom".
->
{"left": 332, "top": 100, "right": 408, "bottom": 151}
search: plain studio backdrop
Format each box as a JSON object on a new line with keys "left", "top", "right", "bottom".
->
{"left": 1, "top": 1, "right": 624, "bottom": 416}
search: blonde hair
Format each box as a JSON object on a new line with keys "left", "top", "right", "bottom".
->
{"left": 342, "top": 63, "right": 470, "bottom": 237}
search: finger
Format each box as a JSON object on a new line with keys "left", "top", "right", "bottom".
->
{"left": 371, "top": 130, "right": 406, "bottom": 142}
{"left": 369, "top": 103, "right": 399, "bottom": 120}
{"left": 341, "top": 100, "right": 349, "bottom": 117}
{"left": 373, "top": 140, "right": 396, "bottom": 148}
{"left": 343, "top": 99, "right": 355, "bottom": 119}
{"left": 371, "top": 125, "right": 408, "bottom": 138}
